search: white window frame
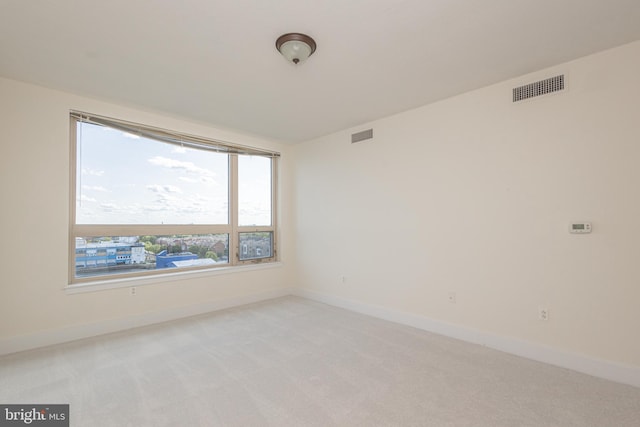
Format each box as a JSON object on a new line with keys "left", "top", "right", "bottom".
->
{"left": 68, "top": 112, "right": 278, "bottom": 286}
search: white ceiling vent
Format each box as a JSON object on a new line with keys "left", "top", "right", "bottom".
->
{"left": 351, "top": 128, "right": 373, "bottom": 143}
{"left": 513, "top": 75, "right": 565, "bottom": 102}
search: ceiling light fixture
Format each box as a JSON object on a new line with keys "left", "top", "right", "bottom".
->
{"left": 275, "top": 33, "right": 316, "bottom": 65}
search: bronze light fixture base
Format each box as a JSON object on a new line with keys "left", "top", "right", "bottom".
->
{"left": 276, "top": 33, "right": 317, "bottom": 64}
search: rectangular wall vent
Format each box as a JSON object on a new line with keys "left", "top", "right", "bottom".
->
{"left": 351, "top": 128, "right": 373, "bottom": 143}
{"left": 513, "top": 75, "right": 564, "bottom": 102}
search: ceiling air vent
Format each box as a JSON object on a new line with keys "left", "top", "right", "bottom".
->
{"left": 351, "top": 128, "right": 373, "bottom": 143}
{"left": 513, "top": 75, "right": 564, "bottom": 102}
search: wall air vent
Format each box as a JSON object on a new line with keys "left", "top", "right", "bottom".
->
{"left": 351, "top": 128, "right": 373, "bottom": 143}
{"left": 513, "top": 75, "right": 565, "bottom": 102}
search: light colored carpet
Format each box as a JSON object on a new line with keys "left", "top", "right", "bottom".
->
{"left": 1, "top": 296, "right": 639, "bottom": 426}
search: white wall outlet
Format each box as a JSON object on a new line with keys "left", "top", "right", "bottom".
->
{"left": 448, "top": 292, "right": 457, "bottom": 304}
{"left": 538, "top": 307, "right": 549, "bottom": 321}
{"left": 130, "top": 287, "right": 137, "bottom": 296}
{"left": 340, "top": 276, "right": 347, "bottom": 283}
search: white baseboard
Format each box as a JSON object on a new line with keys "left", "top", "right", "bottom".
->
{"left": 4, "top": 286, "right": 638, "bottom": 389}
{"left": 292, "top": 288, "right": 640, "bottom": 389}
{"left": 0, "top": 287, "right": 292, "bottom": 356}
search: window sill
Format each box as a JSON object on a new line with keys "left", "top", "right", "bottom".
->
{"left": 65, "top": 262, "right": 283, "bottom": 295}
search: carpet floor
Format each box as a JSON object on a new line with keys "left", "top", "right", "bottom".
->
{"left": 1, "top": 296, "right": 639, "bottom": 426}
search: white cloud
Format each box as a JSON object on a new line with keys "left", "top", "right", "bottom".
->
{"left": 147, "top": 156, "right": 217, "bottom": 184}
{"left": 178, "top": 176, "right": 198, "bottom": 183}
{"left": 81, "top": 168, "right": 105, "bottom": 176}
{"left": 172, "top": 146, "right": 187, "bottom": 154}
{"left": 79, "top": 195, "right": 97, "bottom": 203}
{"left": 100, "top": 202, "right": 118, "bottom": 212}
{"left": 82, "top": 185, "right": 109, "bottom": 192}
{"left": 142, "top": 205, "right": 166, "bottom": 212}
{"left": 146, "top": 184, "right": 183, "bottom": 194}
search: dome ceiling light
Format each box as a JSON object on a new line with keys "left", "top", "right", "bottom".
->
{"left": 275, "top": 33, "right": 317, "bottom": 65}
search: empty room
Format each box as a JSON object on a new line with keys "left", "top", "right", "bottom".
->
{"left": 1, "top": 1, "right": 640, "bottom": 426}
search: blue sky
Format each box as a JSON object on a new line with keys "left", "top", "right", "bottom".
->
{"left": 76, "top": 122, "right": 271, "bottom": 226}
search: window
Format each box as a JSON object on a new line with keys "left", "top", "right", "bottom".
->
{"left": 69, "top": 112, "right": 278, "bottom": 284}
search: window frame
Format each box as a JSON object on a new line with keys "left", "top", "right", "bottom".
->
{"left": 68, "top": 112, "right": 278, "bottom": 285}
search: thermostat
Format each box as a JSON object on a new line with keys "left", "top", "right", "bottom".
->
{"left": 569, "top": 222, "right": 592, "bottom": 234}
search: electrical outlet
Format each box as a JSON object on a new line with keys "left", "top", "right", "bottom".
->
{"left": 448, "top": 292, "right": 456, "bottom": 304}
{"left": 340, "top": 276, "right": 347, "bottom": 284}
{"left": 130, "top": 287, "right": 136, "bottom": 296}
{"left": 538, "top": 307, "right": 549, "bottom": 321}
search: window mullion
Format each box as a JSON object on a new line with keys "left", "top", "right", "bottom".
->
{"left": 230, "top": 154, "right": 239, "bottom": 266}
{"left": 272, "top": 157, "right": 278, "bottom": 260}
{"left": 69, "top": 116, "right": 79, "bottom": 284}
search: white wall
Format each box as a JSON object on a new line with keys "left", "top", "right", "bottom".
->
{"left": 292, "top": 41, "right": 640, "bottom": 370}
{"left": 2, "top": 39, "right": 639, "bottom": 385}
{"left": 0, "top": 78, "right": 294, "bottom": 352}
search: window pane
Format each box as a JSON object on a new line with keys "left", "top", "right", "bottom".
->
{"left": 238, "top": 155, "right": 271, "bottom": 226}
{"left": 76, "top": 122, "right": 228, "bottom": 225}
{"left": 75, "top": 234, "right": 229, "bottom": 279}
{"left": 238, "top": 232, "right": 273, "bottom": 261}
